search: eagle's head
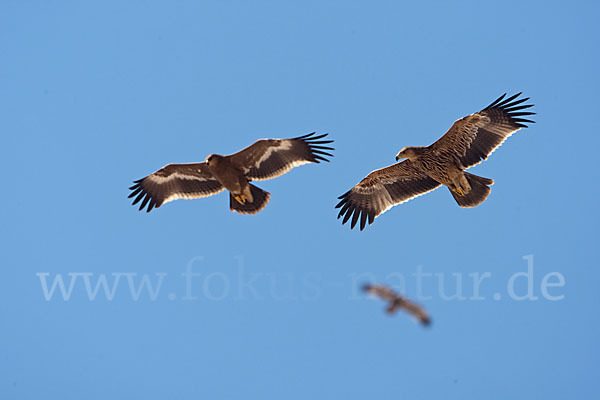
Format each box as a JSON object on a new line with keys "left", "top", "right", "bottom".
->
{"left": 395, "top": 147, "right": 416, "bottom": 161}
{"left": 205, "top": 154, "right": 221, "bottom": 167}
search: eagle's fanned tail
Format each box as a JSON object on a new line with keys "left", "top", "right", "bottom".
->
{"left": 229, "top": 184, "right": 271, "bottom": 215}
{"left": 450, "top": 173, "right": 494, "bottom": 208}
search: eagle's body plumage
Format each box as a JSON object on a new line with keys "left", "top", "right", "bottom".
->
{"left": 129, "top": 133, "right": 333, "bottom": 214}
{"left": 336, "top": 93, "right": 535, "bottom": 230}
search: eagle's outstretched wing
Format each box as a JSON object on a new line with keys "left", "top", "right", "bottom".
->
{"left": 335, "top": 161, "right": 441, "bottom": 230}
{"left": 227, "top": 132, "right": 334, "bottom": 181}
{"left": 362, "top": 284, "right": 397, "bottom": 302}
{"left": 430, "top": 92, "right": 535, "bottom": 169}
{"left": 128, "top": 163, "right": 224, "bottom": 212}
{"left": 397, "top": 299, "right": 431, "bottom": 326}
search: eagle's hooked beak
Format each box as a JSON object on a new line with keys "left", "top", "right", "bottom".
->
{"left": 395, "top": 154, "right": 402, "bottom": 162}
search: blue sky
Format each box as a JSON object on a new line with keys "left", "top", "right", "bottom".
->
{"left": 1, "top": 1, "right": 599, "bottom": 398}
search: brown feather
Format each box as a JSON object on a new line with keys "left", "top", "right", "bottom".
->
{"left": 430, "top": 93, "right": 535, "bottom": 169}
{"left": 128, "top": 163, "right": 223, "bottom": 213}
{"left": 335, "top": 161, "right": 441, "bottom": 230}
{"left": 227, "top": 132, "right": 334, "bottom": 181}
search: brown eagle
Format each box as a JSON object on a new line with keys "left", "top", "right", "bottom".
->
{"left": 129, "top": 132, "right": 334, "bottom": 214}
{"left": 336, "top": 93, "right": 535, "bottom": 230}
{"left": 363, "top": 284, "right": 431, "bottom": 326}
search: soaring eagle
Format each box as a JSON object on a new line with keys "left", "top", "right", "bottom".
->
{"left": 363, "top": 284, "right": 431, "bottom": 326}
{"left": 128, "top": 133, "right": 334, "bottom": 214}
{"left": 336, "top": 93, "right": 535, "bottom": 230}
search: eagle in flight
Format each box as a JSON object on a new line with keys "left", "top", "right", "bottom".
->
{"left": 129, "top": 132, "right": 334, "bottom": 214}
{"left": 336, "top": 93, "right": 535, "bottom": 230}
{"left": 363, "top": 284, "right": 431, "bottom": 326}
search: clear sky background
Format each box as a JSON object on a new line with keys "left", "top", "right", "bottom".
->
{"left": 1, "top": 1, "right": 599, "bottom": 399}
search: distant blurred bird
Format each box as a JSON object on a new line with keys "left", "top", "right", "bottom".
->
{"left": 363, "top": 284, "right": 431, "bottom": 326}
{"left": 336, "top": 93, "right": 535, "bottom": 230}
{"left": 129, "top": 133, "right": 334, "bottom": 214}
